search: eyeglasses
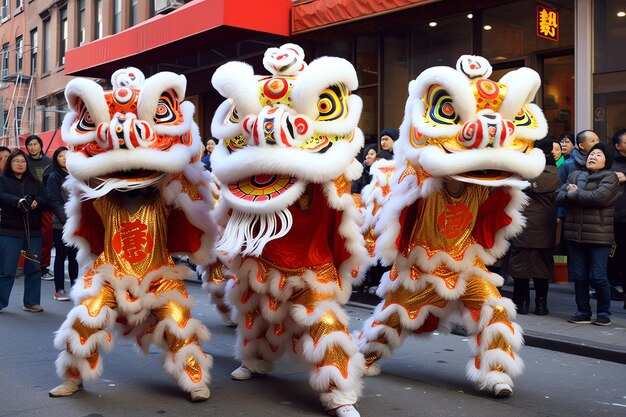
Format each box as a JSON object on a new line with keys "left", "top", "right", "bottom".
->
{"left": 11, "top": 159, "right": 26, "bottom": 164}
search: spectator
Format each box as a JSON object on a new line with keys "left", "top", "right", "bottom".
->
{"left": 559, "top": 132, "right": 575, "bottom": 159}
{"left": 376, "top": 128, "right": 398, "bottom": 160}
{"left": 507, "top": 137, "right": 560, "bottom": 315}
{"left": 351, "top": 144, "right": 377, "bottom": 194}
{"left": 608, "top": 128, "right": 626, "bottom": 309}
{"left": 46, "top": 146, "right": 78, "bottom": 302}
{"left": 555, "top": 142, "right": 621, "bottom": 326}
{"left": 201, "top": 137, "right": 217, "bottom": 171}
{"left": 0, "top": 146, "right": 10, "bottom": 172}
{"left": 24, "top": 135, "right": 51, "bottom": 182}
{"left": 559, "top": 130, "right": 599, "bottom": 184}
{"left": 0, "top": 149, "right": 50, "bottom": 312}
{"left": 551, "top": 138, "right": 565, "bottom": 167}
{"left": 24, "top": 134, "right": 54, "bottom": 281}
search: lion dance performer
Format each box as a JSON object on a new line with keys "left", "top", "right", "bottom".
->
{"left": 210, "top": 44, "right": 367, "bottom": 417}
{"left": 49, "top": 68, "right": 217, "bottom": 402}
{"left": 358, "top": 56, "right": 547, "bottom": 397}
{"left": 201, "top": 178, "right": 237, "bottom": 327}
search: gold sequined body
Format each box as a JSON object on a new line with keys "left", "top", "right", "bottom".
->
{"left": 361, "top": 183, "right": 520, "bottom": 380}
{"left": 93, "top": 192, "right": 174, "bottom": 280}
{"left": 62, "top": 192, "right": 207, "bottom": 386}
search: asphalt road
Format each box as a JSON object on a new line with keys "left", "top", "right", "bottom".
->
{"left": 1, "top": 278, "right": 625, "bottom": 417}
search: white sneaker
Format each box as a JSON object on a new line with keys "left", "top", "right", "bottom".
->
{"left": 189, "top": 384, "right": 210, "bottom": 402}
{"left": 49, "top": 378, "right": 83, "bottom": 397}
{"left": 493, "top": 383, "right": 513, "bottom": 398}
{"left": 22, "top": 304, "right": 44, "bottom": 312}
{"left": 230, "top": 365, "right": 254, "bottom": 380}
{"left": 41, "top": 272, "right": 54, "bottom": 281}
{"left": 54, "top": 289, "right": 70, "bottom": 301}
{"left": 329, "top": 405, "right": 360, "bottom": 417}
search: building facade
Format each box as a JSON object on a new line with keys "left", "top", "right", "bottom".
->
{"left": 1, "top": 0, "right": 625, "bottom": 150}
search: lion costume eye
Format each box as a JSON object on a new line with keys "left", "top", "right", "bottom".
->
{"left": 317, "top": 84, "right": 348, "bottom": 121}
{"left": 513, "top": 107, "right": 539, "bottom": 128}
{"left": 424, "top": 85, "right": 459, "bottom": 126}
{"left": 154, "top": 90, "right": 180, "bottom": 124}
{"left": 76, "top": 102, "right": 96, "bottom": 132}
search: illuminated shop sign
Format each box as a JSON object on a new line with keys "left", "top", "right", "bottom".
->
{"left": 537, "top": 4, "right": 559, "bottom": 41}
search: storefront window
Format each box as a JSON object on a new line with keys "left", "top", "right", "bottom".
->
{"left": 411, "top": 13, "right": 472, "bottom": 77}
{"left": 594, "top": 72, "right": 626, "bottom": 142}
{"left": 358, "top": 86, "right": 377, "bottom": 146}
{"left": 594, "top": 1, "right": 626, "bottom": 74}
{"left": 593, "top": 1, "right": 626, "bottom": 141}
{"left": 543, "top": 55, "right": 575, "bottom": 137}
{"left": 482, "top": 0, "right": 574, "bottom": 63}
{"left": 383, "top": 32, "right": 409, "bottom": 135}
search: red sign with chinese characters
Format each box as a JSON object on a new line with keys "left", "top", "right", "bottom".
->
{"left": 537, "top": 4, "right": 559, "bottom": 41}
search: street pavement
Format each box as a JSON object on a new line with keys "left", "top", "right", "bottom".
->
{"left": 1, "top": 274, "right": 626, "bottom": 417}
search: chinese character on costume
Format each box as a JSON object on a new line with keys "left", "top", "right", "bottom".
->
{"left": 210, "top": 44, "right": 367, "bottom": 417}
{"left": 358, "top": 56, "right": 547, "bottom": 397}
{"left": 49, "top": 68, "right": 218, "bottom": 402}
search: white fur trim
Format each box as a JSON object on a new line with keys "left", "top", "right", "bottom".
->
{"left": 291, "top": 57, "right": 359, "bottom": 118}
{"left": 162, "top": 344, "right": 213, "bottom": 392}
{"left": 137, "top": 71, "right": 186, "bottom": 122}
{"left": 211, "top": 61, "right": 262, "bottom": 116}
{"left": 498, "top": 68, "right": 540, "bottom": 120}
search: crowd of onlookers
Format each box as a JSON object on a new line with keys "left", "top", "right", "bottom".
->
{"left": 0, "top": 135, "right": 78, "bottom": 313}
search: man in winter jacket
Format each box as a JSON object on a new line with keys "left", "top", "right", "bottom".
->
{"left": 558, "top": 130, "right": 599, "bottom": 184}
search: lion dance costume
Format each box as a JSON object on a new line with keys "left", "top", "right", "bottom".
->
{"left": 210, "top": 44, "right": 367, "bottom": 416}
{"left": 358, "top": 56, "right": 547, "bottom": 397}
{"left": 49, "top": 68, "right": 217, "bottom": 402}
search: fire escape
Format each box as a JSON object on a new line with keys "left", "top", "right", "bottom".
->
{"left": 0, "top": 42, "right": 35, "bottom": 148}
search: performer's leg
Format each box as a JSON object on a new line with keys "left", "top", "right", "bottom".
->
{"left": 50, "top": 281, "right": 118, "bottom": 397}
{"left": 358, "top": 273, "right": 447, "bottom": 376}
{"left": 291, "top": 288, "right": 364, "bottom": 416}
{"left": 225, "top": 270, "right": 278, "bottom": 379}
{"left": 203, "top": 263, "right": 235, "bottom": 326}
{"left": 149, "top": 278, "right": 212, "bottom": 401}
{"left": 460, "top": 276, "right": 524, "bottom": 397}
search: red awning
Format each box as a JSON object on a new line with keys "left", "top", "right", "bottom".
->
{"left": 65, "top": 0, "right": 292, "bottom": 78}
{"left": 292, "top": 0, "right": 438, "bottom": 34}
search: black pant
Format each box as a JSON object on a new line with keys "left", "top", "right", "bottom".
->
{"left": 53, "top": 228, "right": 78, "bottom": 292}
{"left": 607, "top": 222, "right": 626, "bottom": 289}
{"left": 512, "top": 278, "right": 549, "bottom": 305}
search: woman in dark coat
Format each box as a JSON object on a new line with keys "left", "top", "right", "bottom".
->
{"left": 46, "top": 146, "right": 78, "bottom": 301}
{"left": 351, "top": 144, "right": 377, "bottom": 194}
{"left": 508, "top": 137, "right": 561, "bottom": 315}
{"left": 555, "top": 142, "right": 621, "bottom": 326}
{"left": 0, "top": 149, "right": 50, "bottom": 312}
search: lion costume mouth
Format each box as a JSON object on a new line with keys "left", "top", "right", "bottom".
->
{"left": 436, "top": 141, "right": 531, "bottom": 182}
{"left": 227, "top": 174, "right": 300, "bottom": 203}
{"left": 101, "top": 169, "right": 160, "bottom": 181}
{"left": 453, "top": 170, "right": 516, "bottom": 182}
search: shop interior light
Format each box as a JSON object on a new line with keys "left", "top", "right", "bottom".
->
{"left": 429, "top": 21, "right": 437, "bottom": 27}
{"left": 618, "top": 11, "right": 625, "bottom": 17}
{"left": 467, "top": 13, "right": 473, "bottom": 19}
{"left": 483, "top": 25, "right": 492, "bottom": 30}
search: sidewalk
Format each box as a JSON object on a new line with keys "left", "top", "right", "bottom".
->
{"left": 349, "top": 281, "right": 626, "bottom": 364}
